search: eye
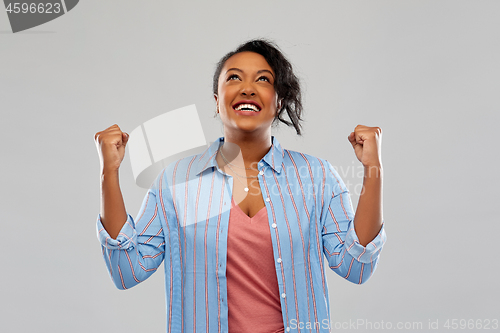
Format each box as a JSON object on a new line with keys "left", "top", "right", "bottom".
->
{"left": 257, "top": 76, "right": 270, "bottom": 82}
{"left": 227, "top": 74, "right": 240, "bottom": 81}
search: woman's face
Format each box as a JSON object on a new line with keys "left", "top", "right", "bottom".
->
{"left": 215, "top": 51, "right": 280, "bottom": 136}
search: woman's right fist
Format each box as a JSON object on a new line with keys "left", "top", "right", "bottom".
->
{"left": 94, "top": 124, "right": 129, "bottom": 173}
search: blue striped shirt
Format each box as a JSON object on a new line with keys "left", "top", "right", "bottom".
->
{"left": 97, "top": 136, "right": 387, "bottom": 333}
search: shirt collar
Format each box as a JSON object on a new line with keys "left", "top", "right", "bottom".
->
{"left": 194, "top": 136, "right": 284, "bottom": 176}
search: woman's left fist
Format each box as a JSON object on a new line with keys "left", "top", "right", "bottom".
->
{"left": 347, "top": 125, "right": 383, "bottom": 168}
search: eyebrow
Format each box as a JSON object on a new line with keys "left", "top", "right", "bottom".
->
{"left": 225, "top": 68, "right": 275, "bottom": 78}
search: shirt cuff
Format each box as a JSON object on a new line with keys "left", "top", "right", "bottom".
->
{"left": 344, "top": 221, "right": 387, "bottom": 263}
{"left": 96, "top": 214, "right": 137, "bottom": 250}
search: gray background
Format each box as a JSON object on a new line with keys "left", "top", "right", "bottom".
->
{"left": 1, "top": 1, "right": 499, "bottom": 332}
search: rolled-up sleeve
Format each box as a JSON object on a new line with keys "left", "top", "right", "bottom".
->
{"left": 97, "top": 214, "right": 137, "bottom": 250}
{"left": 96, "top": 175, "right": 168, "bottom": 290}
{"left": 321, "top": 161, "right": 387, "bottom": 284}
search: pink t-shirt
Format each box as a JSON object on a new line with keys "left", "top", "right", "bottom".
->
{"left": 226, "top": 198, "right": 285, "bottom": 333}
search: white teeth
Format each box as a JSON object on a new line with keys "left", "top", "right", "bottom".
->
{"left": 235, "top": 104, "right": 260, "bottom": 112}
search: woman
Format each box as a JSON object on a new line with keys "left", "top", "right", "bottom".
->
{"left": 94, "top": 39, "right": 386, "bottom": 333}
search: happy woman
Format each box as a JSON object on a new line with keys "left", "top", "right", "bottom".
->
{"left": 94, "top": 39, "right": 387, "bottom": 333}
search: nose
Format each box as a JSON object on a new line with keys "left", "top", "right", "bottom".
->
{"left": 240, "top": 82, "right": 256, "bottom": 96}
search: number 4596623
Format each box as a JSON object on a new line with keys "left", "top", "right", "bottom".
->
{"left": 443, "top": 319, "right": 498, "bottom": 330}
{"left": 5, "top": 3, "right": 61, "bottom": 14}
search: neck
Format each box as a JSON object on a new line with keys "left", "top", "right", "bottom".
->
{"left": 220, "top": 131, "right": 272, "bottom": 168}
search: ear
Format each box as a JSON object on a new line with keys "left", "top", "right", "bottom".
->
{"left": 214, "top": 94, "right": 219, "bottom": 112}
{"left": 277, "top": 98, "right": 283, "bottom": 111}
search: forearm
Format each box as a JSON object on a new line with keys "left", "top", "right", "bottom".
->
{"left": 353, "top": 165, "right": 383, "bottom": 246}
{"left": 100, "top": 168, "right": 127, "bottom": 239}
{"left": 97, "top": 173, "right": 166, "bottom": 290}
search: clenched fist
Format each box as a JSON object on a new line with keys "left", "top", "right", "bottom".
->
{"left": 94, "top": 124, "right": 129, "bottom": 173}
{"left": 347, "top": 125, "right": 383, "bottom": 168}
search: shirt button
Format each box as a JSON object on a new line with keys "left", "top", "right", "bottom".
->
{"left": 265, "top": 197, "right": 270, "bottom": 202}
{"left": 286, "top": 327, "right": 290, "bottom": 332}
{"left": 259, "top": 170, "right": 264, "bottom": 176}
{"left": 259, "top": 162, "right": 264, "bottom": 167}
{"left": 277, "top": 258, "right": 282, "bottom": 263}
{"left": 281, "top": 293, "right": 286, "bottom": 298}
{"left": 271, "top": 223, "right": 277, "bottom": 228}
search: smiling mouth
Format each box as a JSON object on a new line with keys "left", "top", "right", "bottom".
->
{"left": 234, "top": 104, "right": 260, "bottom": 112}
{"left": 232, "top": 101, "right": 262, "bottom": 112}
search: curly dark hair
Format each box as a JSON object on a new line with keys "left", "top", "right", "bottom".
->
{"left": 213, "top": 39, "right": 304, "bottom": 135}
